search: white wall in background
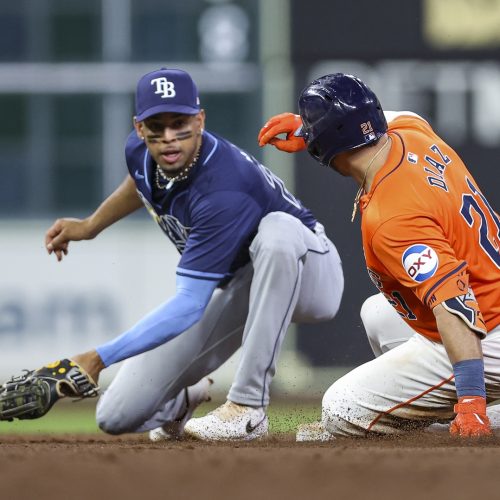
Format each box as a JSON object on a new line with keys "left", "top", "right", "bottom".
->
{"left": 0, "top": 219, "right": 180, "bottom": 385}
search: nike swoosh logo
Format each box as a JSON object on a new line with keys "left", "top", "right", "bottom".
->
{"left": 246, "top": 416, "right": 265, "bottom": 434}
{"left": 134, "top": 170, "right": 145, "bottom": 180}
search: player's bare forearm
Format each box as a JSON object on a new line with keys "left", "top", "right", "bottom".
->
{"left": 434, "top": 304, "right": 491, "bottom": 437}
{"left": 71, "top": 350, "right": 106, "bottom": 384}
{"left": 87, "top": 174, "right": 143, "bottom": 236}
{"left": 46, "top": 175, "right": 142, "bottom": 261}
{"left": 433, "top": 304, "right": 482, "bottom": 364}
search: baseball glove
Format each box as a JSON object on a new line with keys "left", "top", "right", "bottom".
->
{"left": 0, "top": 359, "right": 99, "bottom": 421}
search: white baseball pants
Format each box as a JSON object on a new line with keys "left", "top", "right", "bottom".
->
{"left": 322, "top": 293, "right": 500, "bottom": 436}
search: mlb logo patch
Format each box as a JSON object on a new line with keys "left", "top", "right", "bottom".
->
{"left": 407, "top": 152, "right": 418, "bottom": 164}
{"left": 402, "top": 244, "right": 439, "bottom": 282}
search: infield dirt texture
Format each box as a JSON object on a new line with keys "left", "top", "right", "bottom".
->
{"left": 2, "top": 433, "right": 500, "bottom": 500}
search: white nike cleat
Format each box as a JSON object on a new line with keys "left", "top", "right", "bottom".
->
{"left": 184, "top": 400, "right": 268, "bottom": 441}
{"left": 296, "top": 421, "right": 335, "bottom": 442}
{"left": 149, "top": 377, "right": 213, "bottom": 442}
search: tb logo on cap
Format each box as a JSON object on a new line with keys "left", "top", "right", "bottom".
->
{"left": 151, "top": 77, "right": 176, "bottom": 98}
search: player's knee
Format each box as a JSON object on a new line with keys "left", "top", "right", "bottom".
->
{"left": 96, "top": 405, "right": 125, "bottom": 435}
{"left": 360, "top": 294, "right": 390, "bottom": 349}
{"left": 361, "top": 293, "right": 414, "bottom": 356}
{"left": 321, "top": 381, "right": 367, "bottom": 437}
{"left": 360, "top": 294, "right": 384, "bottom": 334}
{"left": 322, "top": 410, "right": 366, "bottom": 437}
{"left": 96, "top": 396, "right": 140, "bottom": 435}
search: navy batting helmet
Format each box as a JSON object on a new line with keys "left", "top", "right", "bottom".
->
{"left": 298, "top": 73, "right": 387, "bottom": 166}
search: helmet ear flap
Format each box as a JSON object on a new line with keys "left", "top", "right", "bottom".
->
{"left": 306, "top": 140, "right": 322, "bottom": 162}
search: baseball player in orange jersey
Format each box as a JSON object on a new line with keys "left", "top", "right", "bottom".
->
{"left": 259, "top": 73, "right": 500, "bottom": 439}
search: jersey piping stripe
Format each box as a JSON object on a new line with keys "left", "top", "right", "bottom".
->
{"left": 260, "top": 256, "right": 302, "bottom": 408}
{"left": 365, "top": 374, "right": 455, "bottom": 434}
{"left": 176, "top": 271, "right": 223, "bottom": 282}
{"left": 142, "top": 150, "right": 151, "bottom": 191}
{"left": 423, "top": 261, "right": 467, "bottom": 306}
{"left": 202, "top": 133, "right": 219, "bottom": 166}
{"left": 259, "top": 245, "right": 332, "bottom": 407}
{"left": 176, "top": 267, "right": 225, "bottom": 280}
{"left": 308, "top": 248, "right": 330, "bottom": 255}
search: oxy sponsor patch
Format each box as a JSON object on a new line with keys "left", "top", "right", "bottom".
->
{"left": 402, "top": 244, "right": 439, "bottom": 282}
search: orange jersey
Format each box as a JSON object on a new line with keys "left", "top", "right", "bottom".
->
{"left": 360, "top": 114, "right": 500, "bottom": 342}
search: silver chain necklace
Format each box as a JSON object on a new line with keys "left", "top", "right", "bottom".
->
{"left": 155, "top": 144, "right": 202, "bottom": 191}
{"left": 351, "top": 136, "right": 392, "bottom": 222}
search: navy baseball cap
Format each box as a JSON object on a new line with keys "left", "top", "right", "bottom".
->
{"left": 135, "top": 68, "right": 201, "bottom": 122}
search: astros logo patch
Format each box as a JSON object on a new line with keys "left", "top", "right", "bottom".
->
{"left": 402, "top": 244, "right": 439, "bottom": 282}
{"left": 407, "top": 152, "right": 418, "bottom": 164}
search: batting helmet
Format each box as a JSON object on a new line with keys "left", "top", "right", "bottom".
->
{"left": 298, "top": 73, "right": 387, "bottom": 166}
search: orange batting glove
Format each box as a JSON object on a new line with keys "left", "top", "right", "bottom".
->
{"left": 450, "top": 396, "right": 492, "bottom": 438}
{"left": 258, "top": 113, "right": 306, "bottom": 153}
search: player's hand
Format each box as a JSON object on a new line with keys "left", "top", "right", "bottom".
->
{"left": 450, "top": 396, "right": 492, "bottom": 438}
{"left": 45, "top": 218, "right": 95, "bottom": 262}
{"left": 258, "top": 113, "right": 306, "bottom": 153}
{"left": 0, "top": 358, "right": 99, "bottom": 422}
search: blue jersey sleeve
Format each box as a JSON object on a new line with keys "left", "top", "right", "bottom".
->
{"left": 177, "top": 190, "right": 263, "bottom": 280}
{"left": 95, "top": 275, "right": 217, "bottom": 366}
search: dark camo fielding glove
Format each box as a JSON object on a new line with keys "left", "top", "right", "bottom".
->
{"left": 0, "top": 359, "right": 99, "bottom": 421}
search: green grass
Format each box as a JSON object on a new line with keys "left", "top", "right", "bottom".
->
{"left": 0, "top": 401, "right": 100, "bottom": 434}
{"left": 0, "top": 400, "right": 321, "bottom": 435}
{"left": 267, "top": 403, "right": 320, "bottom": 434}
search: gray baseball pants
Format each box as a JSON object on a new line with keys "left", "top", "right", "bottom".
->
{"left": 96, "top": 212, "right": 343, "bottom": 434}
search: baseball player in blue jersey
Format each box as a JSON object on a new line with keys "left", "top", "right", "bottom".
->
{"left": 39, "top": 68, "right": 344, "bottom": 441}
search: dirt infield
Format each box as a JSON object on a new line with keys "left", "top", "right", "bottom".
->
{"left": 2, "top": 433, "right": 500, "bottom": 500}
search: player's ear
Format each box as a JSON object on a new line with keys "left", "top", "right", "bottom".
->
{"left": 133, "top": 117, "right": 145, "bottom": 140}
{"left": 196, "top": 110, "right": 206, "bottom": 135}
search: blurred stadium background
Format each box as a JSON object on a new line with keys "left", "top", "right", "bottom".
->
{"left": 1, "top": 0, "right": 499, "bottom": 404}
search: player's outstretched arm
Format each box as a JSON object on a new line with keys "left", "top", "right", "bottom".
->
{"left": 45, "top": 174, "right": 143, "bottom": 261}
{"left": 0, "top": 358, "right": 99, "bottom": 422}
{"left": 0, "top": 274, "right": 217, "bottom": 422}
{"left": 433, "top": 304, "right": 492, "bottom": 438}
{"left": 258, "top": 112, "right": 306, "bottom": 153}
